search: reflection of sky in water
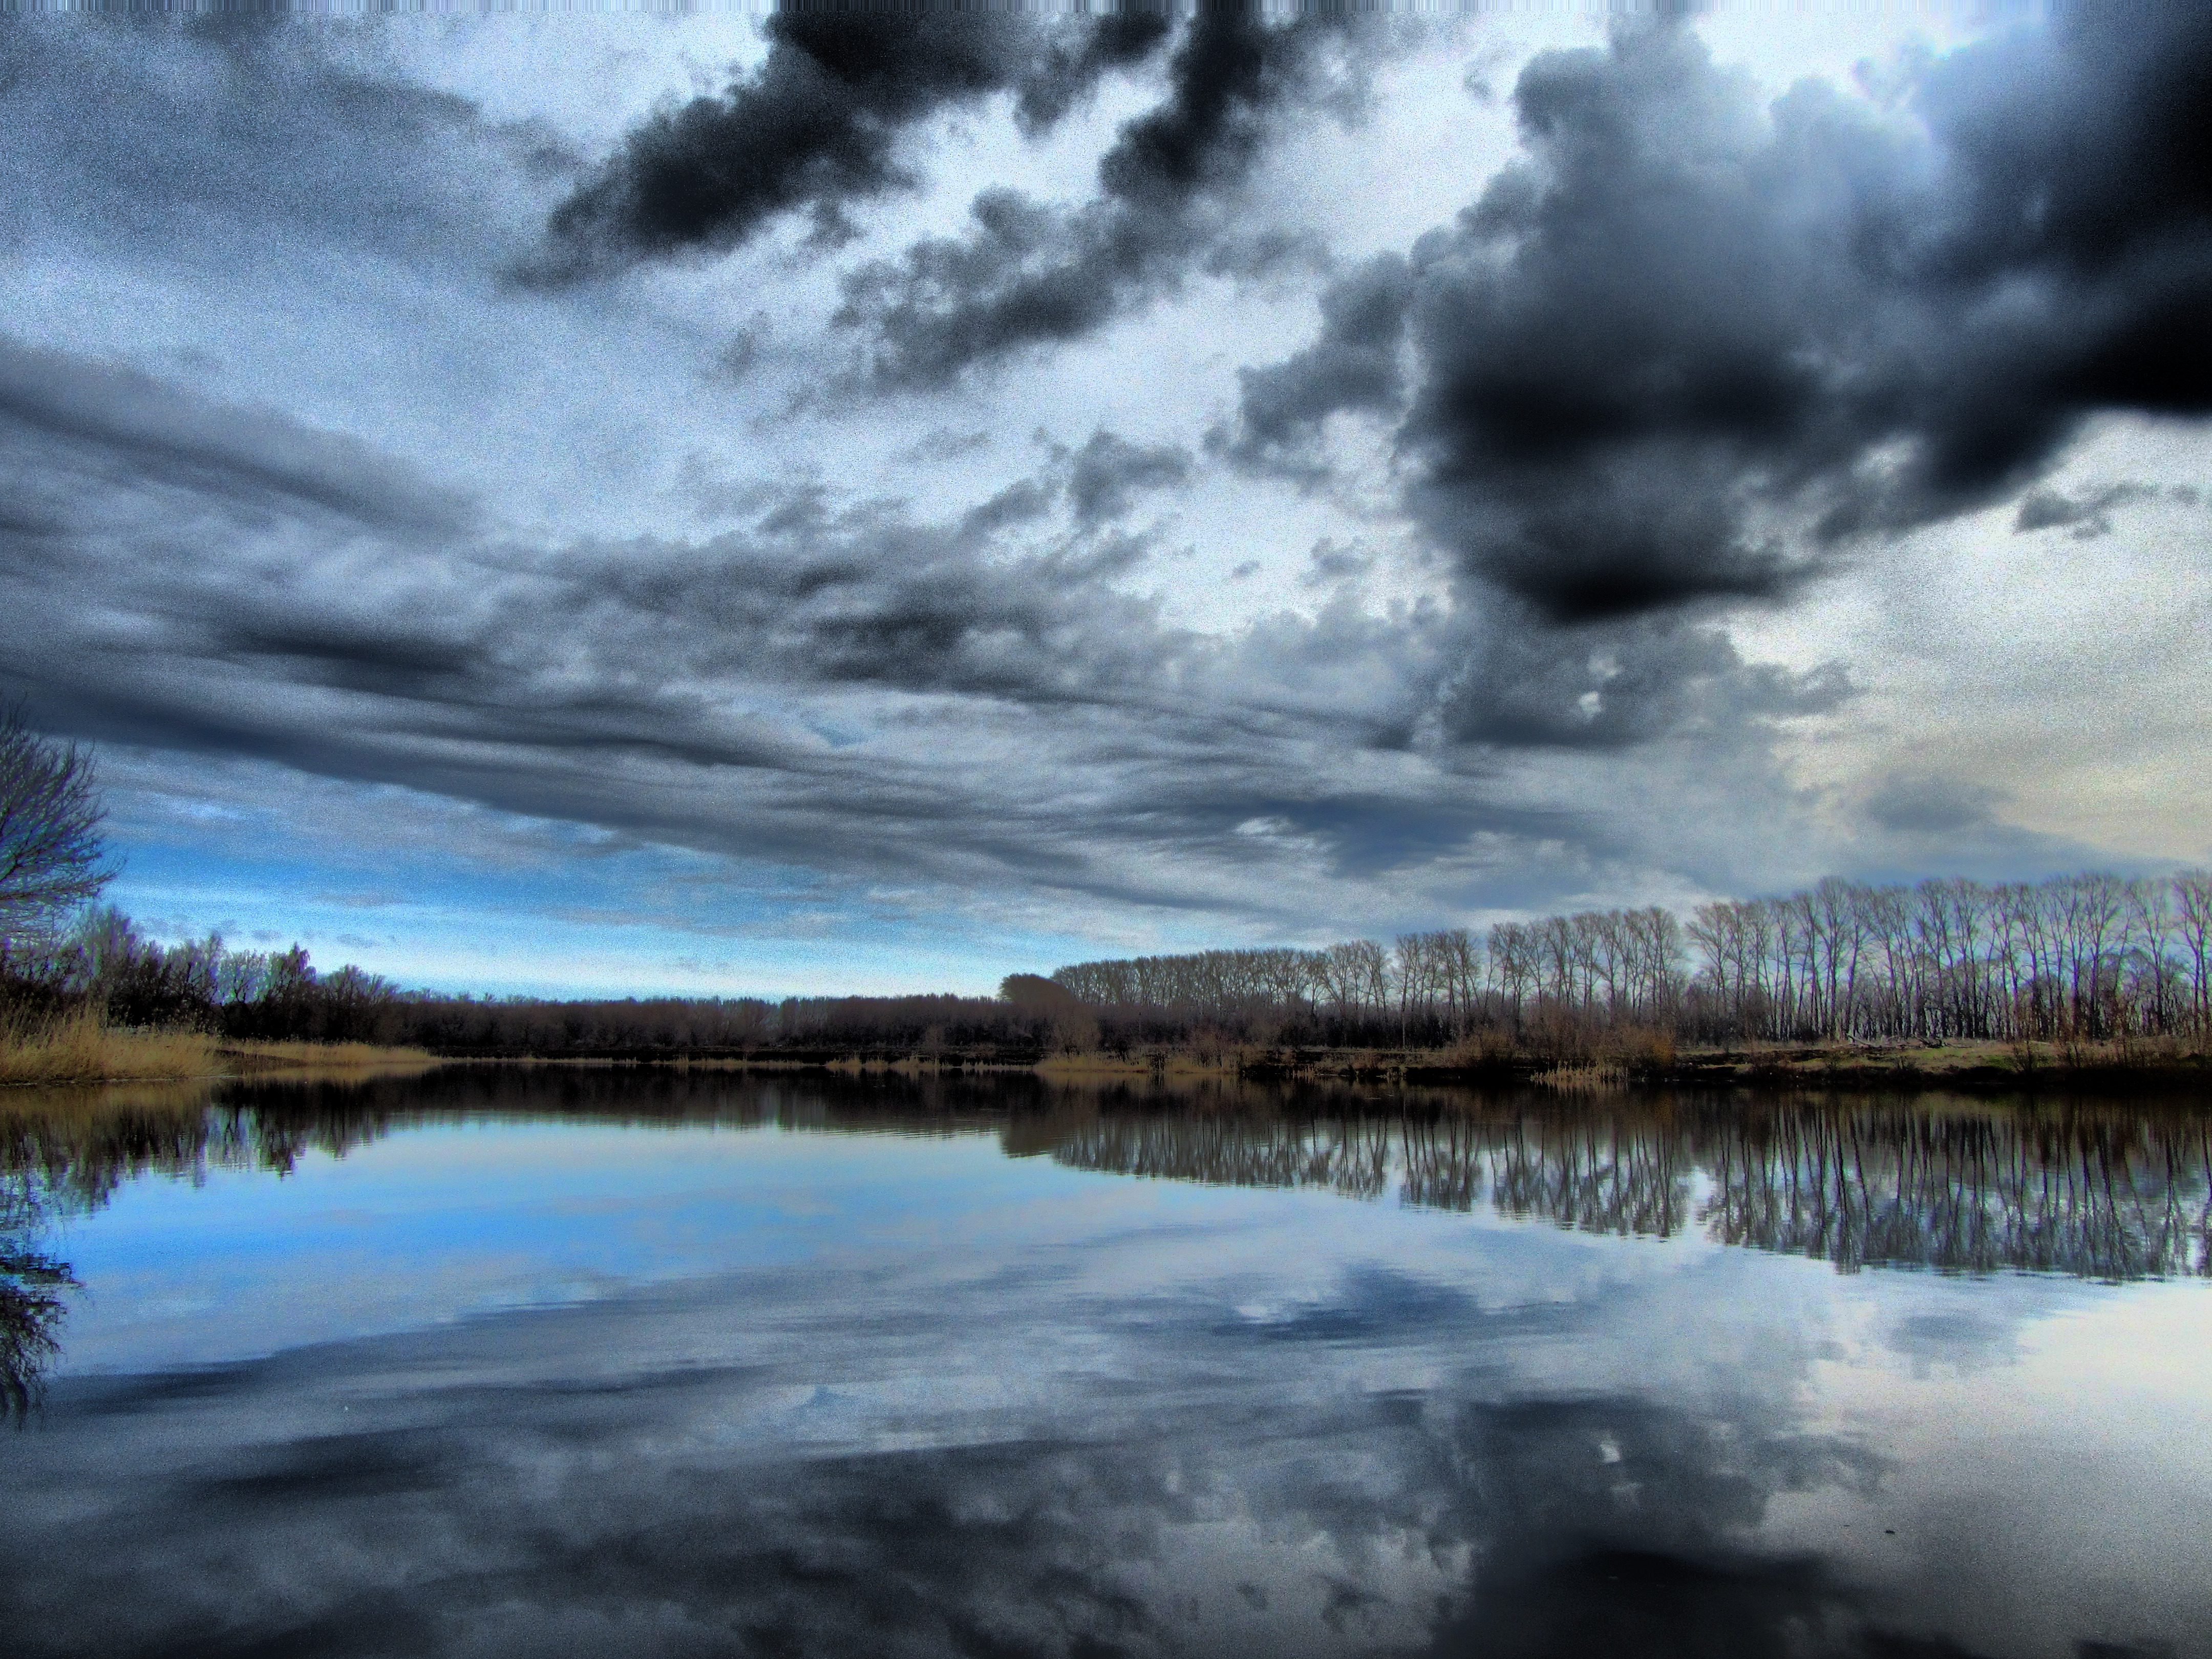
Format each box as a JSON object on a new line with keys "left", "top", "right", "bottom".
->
{"left": 5, "top": 1078, "right": 2210, "bottom": 1659}
{"left": 56, "top": 1123, "right": 1166, "bottom": 1368}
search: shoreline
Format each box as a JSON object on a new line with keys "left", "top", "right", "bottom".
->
{"left": 4, "top": 1035, "right": 2206, "bottom": 1098}
{"left": 0, "top": 1034, "right": 445, "bottom": 1089}
{"left": 398, "top": 1038, "right": 2212, "bottom": 1098}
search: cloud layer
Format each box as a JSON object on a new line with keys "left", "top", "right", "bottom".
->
{"left": 537, "top": 9, "right": 1172, "bottom": 280}
{"left": 2, "top": 313, "right": 1877, "bottom": 945}
{"left": 833, "top": 6, "right": 1385, "bottom": 389}
{"left": 2, "top": 8, "right": 2204, "bottom": 980}
{"left": 1232, "top": 12, "right": 2212, "bottom": 621}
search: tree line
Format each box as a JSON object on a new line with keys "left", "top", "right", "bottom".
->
{"left": 14, "top": 870, "right": 2212, "bottom": 1057}
{"left": 4, "top": 709, "right": 2207, "bottom": 1060}
{"left": 1049, "top": 870, "right": 2212, "bottom": 1049}
{"left": 0, "top": 716, "right": 1061, "bottom": 1055}
{"left": 2, "top": 907, "right": 418, "bottom": 1044}
{"left": 1, "top": 906, "right": 1075, "bottom": 1053}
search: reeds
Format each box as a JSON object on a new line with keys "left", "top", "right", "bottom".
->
{"left": 214, "top": 1038, "right": 438, "bottom": 1072}
{"left": 1532, "top": 1061, "right": 1629, "bottom": 1091}
{"left": 1033, "top": 1045, "right": 1245, "bottom": 1077}
{"left": 0, "top": 1013, "right": 439, "bottom": 1087}
{"left": 0, "top": 1009, "right": 217, "bottom": 1086}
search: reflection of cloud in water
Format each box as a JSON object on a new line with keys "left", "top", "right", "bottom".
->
{"left": 0, "top": 1257, "right": 1921, "bottom": 1659}
{"left": 1, "top": 1073, "right": 2206, "bottom": 1656}
{"left": 1882, "top": 1308, "right": 2023, "bottom": 1373}
{"left": 9, "top": 1071, "right": 2210, "bottom": 1287}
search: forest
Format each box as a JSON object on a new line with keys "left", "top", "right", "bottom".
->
{"left": 6, "top": 869, "right": 2210, "bottom": 1061}
{"left": 0, "top": 907, "right": 1050, "bottom": 1055}
{"left": 1048, "top": 870, "right": 2212, "bottom": 1051}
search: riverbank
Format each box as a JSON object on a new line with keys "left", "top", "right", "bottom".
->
{"left": 0, "top": 1011, "right": 441, "bottom": 1086}
{"left": 405, "top": 1036, "right": 2212, "bottom": 1096}
{"left": 5, "top": 1017, "right": 2204, "bottom": 1095}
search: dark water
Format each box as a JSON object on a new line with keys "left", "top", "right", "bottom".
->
{"left": 3, "top": 1069, "right": 2209, "bottom": 1659}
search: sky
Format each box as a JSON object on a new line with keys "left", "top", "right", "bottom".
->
{"left": 2, "top": 0, "right": 2207, "bottom": 996}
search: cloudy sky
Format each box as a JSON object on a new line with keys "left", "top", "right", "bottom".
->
{"left": 4, "top": 2, "right": 2207, "bottom": 995}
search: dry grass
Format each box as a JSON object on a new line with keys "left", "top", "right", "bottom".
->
{"left": 1034, "top": 1051, "right": 1175, "bottom": 1077}
{"left": 1437, "top": 1030, "right": 1521, "bottom": 1070}
{"left": 1033, "top": 1047, "right": 1250, "bottom": 1078}
{"left": 0, "top": 1012, "right": 441, "bottom": 1088}
{"left": 1532, "top": 1061, "right": 1629, "bottom": 1091}
{"left": 0, "top": 1009, "right": 218, "bottom": 1085}
{"left": 215, "top": 1038, "right": 439, "bottom": 1073}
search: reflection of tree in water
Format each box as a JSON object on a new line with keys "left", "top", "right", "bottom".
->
{"left": 0, "top": 1173, "right": 76, "bottom": 1423}
{"left": 0, "top": 1068, "right": 1044, "bottom": 1216}
{"left": 1038, "top": 1093, "right": 2212, "bottom": 1282}
{"left": 1399, "top": 1113, "right": 1487, "bottom": 1213}
{"left": 1698, "top": 1105, "right": 2212, "bottom": 1280}
{"left": 1050, "top": 1113, "right": 1393, "bottom": 1201}
{"left": 3, "top": 1079, "right": 2208, "bottom": 1416}
{"left": 0, "top": 1073, "right": 2202, "bottom": 1656}
{"left": 1494, "top": 1101, "right": 2212, "bottom": 1280}
{"left": 1484, "top": 1116, "right": 1692, "bottom": 1239}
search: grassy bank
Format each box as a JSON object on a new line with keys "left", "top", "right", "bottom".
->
{"left": 428, "top": 1033, "right": 2209, "bottom": 1094}
{"left": 10, "top": 1015, "right": 2200, "bottom": 1095}
{"left": 0, "top": 1010, "right": 439, "bottom": 1086}
{"left": 0, "top": 1010, "right": 216, "bottom": 1085}
{"left": 215, "top": 1038, "right": 441, "bottom": 1074}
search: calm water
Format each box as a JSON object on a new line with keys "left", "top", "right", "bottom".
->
{"left": 3, "top": 1070, "right": 2209, "bottom": 1659}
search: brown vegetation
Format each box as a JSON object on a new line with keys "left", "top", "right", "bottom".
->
{"left": 215, "top": 1039, "right": 440, "bottom": 1074}
{"left": 0, "top": 1009, "right": 216, "bottom": 1086}
{"left": 0, "top": 1007, "right": 436, "bottom": 1088}
{"left": 6, "top": 868, "right": 2210, "bottom": 1096}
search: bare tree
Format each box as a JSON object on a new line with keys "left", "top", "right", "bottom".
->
{"left": 0, "top": 711, "right": 110, "bottom": 947}
{"left": 2174, "top": 870, "right": 2212, "bottom": 1040}
{"left": 1042, "top": 867, "right": 2212, "bottom": 1052}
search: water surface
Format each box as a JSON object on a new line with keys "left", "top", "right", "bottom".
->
{"left": 3, "top": 1069, "right": 2208, "bottom": 1658}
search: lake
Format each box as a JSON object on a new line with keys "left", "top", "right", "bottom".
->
{"left": 3, "top": 1068, "right": 2208, "bottom": 1658}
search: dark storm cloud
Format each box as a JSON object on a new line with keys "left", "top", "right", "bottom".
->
{"left": 1064, "top": 429, "right": 1194, "bottom": 525}
{"left": 0, "top": 336, "right": 1174, "bottom": 712}
{"left": 0, "top": 339, "right": 1456, "bottom": 907}
{"left": 559, "top": 503, "right": 1174, "bottom": 710}
{"left": 1009, "top": 7, "right": 1178, "bottom": 136}
{"left": 953, "top": 429, "right": 1194, "bottom": 533}
{"left": 0, "top": 338, "right": 475, "bottom": 539}
{"left": 2011, "top": 480, "right": 2161, "bottom": 538}
{"left": 834, "top": 6, "right": 1380, "bottom": 389}
{"left": 900, "top": 426, "right": 993, "bottom": 464}
{"left": 1438, "top": 609, "right": 1850, "bottom": 752}
{"left": 1865, "top": 773, "right": 2007, "bottom": 836}
{"left": 958, "top": 475, "right": 1057, "bottom": 535}
{"left": 1225, "top": 250, "right": 1412, "bottom": 478}
{"left": 0, "top": 336, "right": 1839, "bottom": 923}
{"left": 1230, "top": 11, "right": 2212, "bottom": 623}
{"left": 535, "top": 9, "right": 1172, "bottom": 280}
{"left": 1848, "top": 772, "right": 2082, "bottom": 880}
